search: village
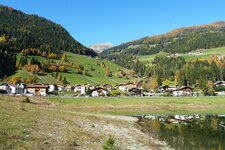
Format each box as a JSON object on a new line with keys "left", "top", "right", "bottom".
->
{"left": 0, "top": 80, "right": 225, "bottom": 97}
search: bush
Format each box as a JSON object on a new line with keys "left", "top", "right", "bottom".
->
{"left": 110, "top": 90, "right": 121, "bottom": 97}
{"left": 86, "top": 88, "right": 92, "bottom": 95}
{"left": 23, "top": 97, "right": 30, "bottom": 103}
{"left": 214, "top": 85, "right": 225, "bottom": 92}
{"left": 102, "top": 136, "right": 118, "bottom": 150}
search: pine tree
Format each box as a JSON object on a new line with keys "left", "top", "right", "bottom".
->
{"left": 62, "top": 77, "right": 68, "bottom": 85}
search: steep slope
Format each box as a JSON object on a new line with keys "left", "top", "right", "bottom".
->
{"left": 100, "top": 21, "right": 225, "bottom": 59}
{"left": 0, "top": 5, "right": 96, "bottom": 56}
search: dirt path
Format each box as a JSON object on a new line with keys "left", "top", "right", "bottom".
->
{"left": 63, "top": 111, "right": 173, "bottom": 150}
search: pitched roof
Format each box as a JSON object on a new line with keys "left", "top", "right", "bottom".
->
{"left": 27, "top": 84, "right": 49, "bottom": 88}
{"left": 91, "top": 87, "right": 108, "bottom": 92}
{"left": 0, "top": 83, "right": 10, "bottom": 86}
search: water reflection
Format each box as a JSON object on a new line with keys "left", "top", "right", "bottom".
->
{"left": 136, "top": 114, "right": 225, "bottom": 150}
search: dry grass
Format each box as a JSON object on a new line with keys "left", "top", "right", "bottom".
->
{"left": 0, "top": 95, "right": 170, "bottom": 149}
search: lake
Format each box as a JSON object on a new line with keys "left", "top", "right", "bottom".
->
{"left": 138, "top": 114, "right": 225, "bottom": 150}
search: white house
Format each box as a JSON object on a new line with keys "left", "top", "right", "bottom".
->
{"left": 9, "top": 85, "right": 24, "bottom": 94}
{"left": 49, "top": 84, "right": 57, "bottom": 92}
{"left": 74, "top": 84, "right": 86, "bottom": 95}
{"left": 116, "top": 84, "right": 126, "bottom": 92}
{"left": 0, "top": 83, "right": 24, "bottom": 94}
{"left": 116, "top": 82, "right": 137, "bottom": 92}
{"left": 57, "top": 85, "right": 65, "bottom": 92}
{"left": 91, "top": 87, "right": 108, "bottom": 97}
{"left": 173, "top": 86, "right": 193, "bottom": 97}
{"left": 142, "top": 90, "right": 155, "bottom": 97}
{"left": 175, "top": 115, "right": 186, "bottom": 120}
{"left": 65, "top": 85, "right": 74, "bottom": 92}
{"left": 0, "top": 83, "right": 11, "bottom": 93}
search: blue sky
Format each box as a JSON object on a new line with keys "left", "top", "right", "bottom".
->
{"left": 1, "top": 0, "right": 225, "bottom": 46}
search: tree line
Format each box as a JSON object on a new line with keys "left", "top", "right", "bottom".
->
{"left": 101, "top": 22, "right": 225, "bottom": 58}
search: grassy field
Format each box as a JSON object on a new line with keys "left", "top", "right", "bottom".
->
{"left": 137, "top": 47, "right": 225, "bottom": 63}
{"left": 1, "top": 95, "right": 225, "bottom": 149}
{"left": 182, "top": 47, "right": 225, "bottom": 61}
{"left": 11, "top": 52, "right": 139, "bottom": 85}
{"left": 137, "top": 52, "right": 167, "bottom": 64}
{"left": 48, "top": 96, "right": 225, "bottom": 115}
{"left": 0, "top": 95, "right": 171, "bottom": 149}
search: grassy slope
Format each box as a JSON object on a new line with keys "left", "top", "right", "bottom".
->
{"left": 138, "top": 47, "right": 225, "bottom": 63}
{"left": 182, "top": 47, "right": 225, "bottom": 61}
{"left": 12, "top": 52, "right": 138, "bottom": 85}
{"left": 48, "top": 96, "right": 225, "bottom": 115}
{"left": 137, "top": 52, "right": 168, "bottom": 63}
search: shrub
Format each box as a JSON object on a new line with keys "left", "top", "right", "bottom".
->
{"left": 102, "top": 136, "right": 118, "bottom": 150}
{"left": 214, "top": 85, "right": 225, "bottom": 92}
{"left": 23, "top": 97, "right": 30, "bottom": 103}
{"left": 86, "top": 88, "right": 92, "bottom": 95}
{"left": 110, "top": 90, "right": 121, "bottom": 97}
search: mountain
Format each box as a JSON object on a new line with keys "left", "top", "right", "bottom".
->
{"left": 89, "top": 42, "right": 113, "bottom": 53}
{"left": 100, "top": 21, "right": 225, "bottom": 60}
{"left": 0, "top": 5, "right": 97, "bottom": 56}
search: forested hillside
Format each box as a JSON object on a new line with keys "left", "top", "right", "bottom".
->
{"left": 0, "top": 5, "right": 97, "bottom": 78}
{"left": 0, "top": 5, "right": 96, "bottom": 56}
{"left": 100, "top": 21, "right": 225, "bottom": 59}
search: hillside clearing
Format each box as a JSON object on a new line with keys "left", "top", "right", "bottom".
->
{"left": 138, "top": 47, "right": 225, "bottom": 63}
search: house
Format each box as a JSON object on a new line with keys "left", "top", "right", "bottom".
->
{"left": 88, "top": 84, "right": 96, "bottom": 90}
{"left": 57, "top": 85, "right": 65, "bottom": 92}
{"left": 124, "top": 82, "right": 137, "bottom": 91}
{"left": 9, "top": 84, "right": 24, "bottom": 94}
{"left": 142, "top": 90, "right": 155, "bottom": 97}
{"left": 116, "top": 82, "right": 137, "bottom": 92}
{"left": 173, "top": 86, "right": 193, "bottom": 96}
{"left": 128, "top": 88, "right": 142, "bottom": 96}
{"left": 158, "top": 85, "right": 170, "bottom": 92}
{"left": 74, "top": 84, "right": 86, "bottom": 95}
{"left": 26, "top": 84, "right": 49, "bottom": 96}
{"left": 49, "top": 84, "right": 58, "bottom": 92}
{"left": 0, "top": 83, "right": 24, "bottom": 94}
{"left": 91, "top": 87, "right": 108, "bottom": 97}
{"left": 158, "top": 85, "right": 178, "bottom": 93}
{"left": 214, "top": 81, "right": 225, "bottom": 87}
{"left": 0, "top": 83, "right": 11, "bottom": 93}
{"left": 101, "top": 84, "right": 113, "bottom": 91}
{"left": 65, "top": 85, "right": 74, "bottom": 92}
{"left": 115, "top": 84, "right": 126, "bottom": 92}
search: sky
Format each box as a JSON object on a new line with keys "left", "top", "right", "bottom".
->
{"left": 1, "top": 0, "right": 225, "bottom": 46}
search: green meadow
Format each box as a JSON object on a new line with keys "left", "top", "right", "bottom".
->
{"left": 137, "top": 47, "right": 225, "bottom": 63}
{"left": 12, "top": 52, "right": 138, "bottom": 85}
{"left": 48, "top": 96, "right": 225, "bottom": 115}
